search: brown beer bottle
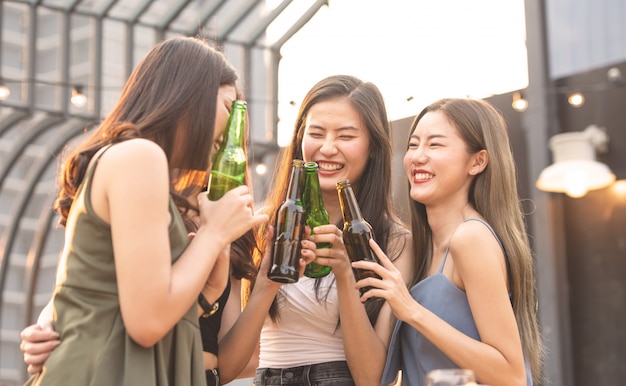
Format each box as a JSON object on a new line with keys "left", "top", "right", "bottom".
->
{"left": 268, "top": 159, "right": 306, "bottom": 283}
{"left": 336, "top": 179, "right": 381, "bottom": 295}
{"left": 303, "top": 162, "right": 331, "bottom": 278}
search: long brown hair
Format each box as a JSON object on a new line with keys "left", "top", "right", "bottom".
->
{"left": 256, "top": 75, "right": 407, "bottom": 325}
{"left": 55, "top": 36, "right": 238, "bottom": 225}
{"left": 407, "top": 98, "right": 543, "bottom": 382}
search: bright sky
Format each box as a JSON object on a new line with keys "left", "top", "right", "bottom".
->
{"left": 268, "top": 0, "right": 528, "bottom": 146}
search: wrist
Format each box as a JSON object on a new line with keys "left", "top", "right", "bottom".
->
{"left": 194, "top": 226, "right": 229, "bottom": 252}
{"left": 253, "top": 275, "right": 281, "bottom": 295}
{"left": 333, "top": 266, "right": 356, "bottom": 284}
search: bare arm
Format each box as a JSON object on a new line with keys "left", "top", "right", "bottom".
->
{"left": 92, "top": 140, "right": 268, "bottom": 347}
{"left": 217, "top": 276, "right": 259, "bottom": 380}
{"left": 216, "top": 227, "right": 281, "bottom": 383}
{"left": 355, "top": 222, "right": 527, "bottom": 386}
{"left": 304, "top": 225, "right": 414, "bottom": 386}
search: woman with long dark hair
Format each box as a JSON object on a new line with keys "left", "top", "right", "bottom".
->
{"left": 21, "top": 36, "right": 267, "bottom": 385}
{"left": 355, "top": 98, "right": 543, "bottom": 386}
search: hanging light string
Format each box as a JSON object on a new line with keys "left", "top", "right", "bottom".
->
{"left": 0, "top": 77, "right": 123, "bottom": 107}
{"left": 512, "top": 67, "right": 625, "bottom": 111}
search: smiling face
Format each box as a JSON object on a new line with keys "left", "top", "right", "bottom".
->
{"left": 403, "top": 110, "right": 478, "bottom": 205}
{"left": 301, "top": 97, "right": 371, "bottom": 193}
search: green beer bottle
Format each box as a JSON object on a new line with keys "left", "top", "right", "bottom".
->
{"left": 268, "top": 159, "right": 307, "bottom": 284}
{"left": 336, "top": 180, "right": 381, "bottom": 296}
{"left": 303, "top": 162, "right": 331, "bottom": 278}
{"left": 207, "top": 100, "right": 247, "bottom": 200}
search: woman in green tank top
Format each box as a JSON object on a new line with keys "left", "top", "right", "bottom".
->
{"left": 20, "top": 36, "right": 268, "bottom": 386}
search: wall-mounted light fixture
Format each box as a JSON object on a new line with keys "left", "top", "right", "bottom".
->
{"left": 536, "top": 125, "right": 616, "bottom": 198}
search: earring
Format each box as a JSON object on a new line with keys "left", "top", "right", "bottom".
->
{"left": 470, "top": 169, "right": 476, "bottom": 175}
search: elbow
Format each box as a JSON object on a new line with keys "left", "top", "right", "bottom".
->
{"left": 216, "top": 364, "right": 241, "bottom": 385}
{"left": 511, "top": 373, "right": 527, "bottom": 386}
{"left": 489, "top": 371, "right": 526, "bottom": 386}
{"left": 351, "top": 373, "right": 381, "bottom": 386}
{"left": 509, "top": 363, "right": 529, "bottom": 386}
{"left": 126, "top": 320, "right": 168, "bottom": 348}
{"left": 505, "top": 377, "right": 526, "bottom": 386}
{"left": 128, "top": 329, "right": 161, "bottom": 348}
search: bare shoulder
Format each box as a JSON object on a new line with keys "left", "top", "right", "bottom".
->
{"left": 95, "top": 139, "right": 169, "bottom": 186}
{"left": 449, "top": 218, "right": 504, "bottom": 270}
{"left": 94, "top": 139, "right": 170, "bottom": 204}
{"left": 100, "top": 138, "right": 166, "bottom": 168}
{"left": 88, "top": 139, "right": 170, "bottom": 223}
{"left": 451, "top": 219, "right": 498, "bottom": 249}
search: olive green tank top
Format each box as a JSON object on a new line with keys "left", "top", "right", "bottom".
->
{"left": 25, "top": 145, "right": 206, "bottom": 386}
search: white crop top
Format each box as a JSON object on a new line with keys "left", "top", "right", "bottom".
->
{"left": 258, "top": 274, "right": 346, "bottom": 368}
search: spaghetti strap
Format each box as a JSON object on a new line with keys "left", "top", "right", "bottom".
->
{"left": 80, "top": 144, "right": 115, "bottom": 217}
{"left": 439, "top": 218, "right": 504, "bottom": 274}
{"left": 438, "top": 246, "right": 450, "bottom": 273}
{"left": 463, "top": 217, "right": 505, "bottom": 253}
{"left": 463, "top": 218, "right": 511, "bottom": 286}
{"left": 85, "top": 144, "right": 114, "bottom": 179}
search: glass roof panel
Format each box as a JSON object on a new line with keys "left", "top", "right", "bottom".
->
{"left": 264, "top": 0, "right": 318, "bottom": 45}
{"left": 16, "top": 0, "right": 325, "bottom": 47}
{"left": 138, "top": 0, "right": 189, "bottom": 28}
{"left": 41, "top": 0, "right": 75, "bottom": 9}
{"left": 181, "top": 0, "right": 324, "bottom": 47}
{"left": 75, "top": 0, "right": 119, "bottom": 16}
{"left": 201, "top": 0, "right": 257, "bottom": 42}
{"left": 168, "top": 0, "right": 225, "bottom": 34}
{"left": 107, "top": 0, "right": 152, "bottom": 22}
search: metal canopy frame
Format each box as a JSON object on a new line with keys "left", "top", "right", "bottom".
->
{"left": 0, "top": 1, "right": 328, "bottom": 383}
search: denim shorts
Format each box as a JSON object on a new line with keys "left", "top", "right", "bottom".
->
{"left": 253, "top": 360, "right": 355, "bottom": 386}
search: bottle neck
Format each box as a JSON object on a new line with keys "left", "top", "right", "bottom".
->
{"left": 338, "top": 184, "right": 363, "bottom": 223}
{"left": 304, "top": 169, "right": 324, "bottom": 211}
{"left": 287, "top": 163, "right": 305, "bottom": 203}
{"left": 223, "top": 105, "right": 246, "bottom": 148}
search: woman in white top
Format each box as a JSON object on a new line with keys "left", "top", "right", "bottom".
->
{"left": 237, "top": 74, "right": 415, "bottom": 386}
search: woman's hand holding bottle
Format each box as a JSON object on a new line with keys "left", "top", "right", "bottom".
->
{"left": 196, "top": 185, "right": 267, "bottom": 246}
{"left": 352, "top": 239, "right": 417, "bottom": 321}
{"left": 300, "top": 224, "right": 353, "bottom": 279}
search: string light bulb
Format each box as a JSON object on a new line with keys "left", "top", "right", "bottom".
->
{"left": 255, "top": 163, "right": 267, "bottom": 175}
{"left": 567, "top": 92, "right": 585, "bottom": 107}
{"left": 0, "top": 80, "right": 10, "bottom": 100}
{"left": 71, "top": 85, "right": 87, "bottom": 108}
{"left": 512, "top": 91, "right": 528, "bottom": 111}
